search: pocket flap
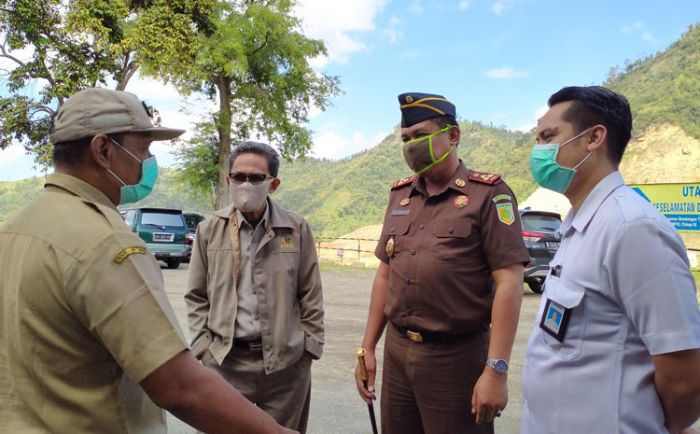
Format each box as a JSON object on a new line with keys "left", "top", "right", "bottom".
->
{"left": 381, "top": 218, "right": 411, "bottom": 236}
{"left": 432, "top": 219, "right": 471, "bottom": 238}
{"left": 545, "top": 277, "right": 585, "bottom": 309}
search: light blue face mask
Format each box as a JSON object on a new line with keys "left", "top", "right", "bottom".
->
{"left": 106, "top": 138, "right": 158, "bottom": 204}
{"left": 529, "top": 128, "right": 592, "bottom": 194}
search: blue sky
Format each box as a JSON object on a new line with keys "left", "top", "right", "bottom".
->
{"left": 1, "top": 0, "right": 698, "bottom": 180}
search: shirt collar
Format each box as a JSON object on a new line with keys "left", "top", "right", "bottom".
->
{"left": 413, "top": 160, "right": 469, "bottom": 197}
{"left": 236, "top": 199, "right": 270, "bottom": 230}
{"left": 559, "top": 171, "right": 625, "bottom": 235}
{"left": 44, "top": 172, "right": 117, "bottom": 211}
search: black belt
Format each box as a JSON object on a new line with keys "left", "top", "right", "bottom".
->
{"left": 392, "top": 323, "right": 485, "bottom": 344}
{"left": 233, "top": 340, "right": 263, "bottom": 351}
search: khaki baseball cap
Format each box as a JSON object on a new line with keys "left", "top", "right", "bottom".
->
{"left": 50, "top": 88, "right": 185, "bottom": 144}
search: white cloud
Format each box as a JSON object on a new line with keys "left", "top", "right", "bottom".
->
{"left": 408, "top": 1, "right": 425, "bottom": 15}
{"left": 492, "top": 0, "right": 514, "bottom": 16}
{"left": 0, "top": 144, "right": 24, "bottom": 167}
{"left": 383, "top": 16, "right": 403, "bottom": 45}
{"left": 311, "top": 129, "right": 387, "bottom": 159}
{"left": 516, "top": 104, "right": 548, "bottom": 133}
{"left": 482, "top": 67, "right": 528, "bottom": 79}
{"left": 295, "top": 0, "right": 387, "bottom": 67}
{"left": 458, "top": 1, "right": 471, "bottom": 11}
{"left": 620, "top": 21, "right": 657, "bottom": 45}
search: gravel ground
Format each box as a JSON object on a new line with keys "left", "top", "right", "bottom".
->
{"left": 160, "top": 262, "right": 700, "bottom": 433}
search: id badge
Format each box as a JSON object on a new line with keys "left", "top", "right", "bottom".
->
{"left": 539, "top": 298, "right": 571, "bottom": 342}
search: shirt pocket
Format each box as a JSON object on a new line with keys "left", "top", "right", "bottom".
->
{"left": 431, "top": 218, "right": 472, "bottom": 262}
{"left": 538, "top": 276, "right": 587, "bottom": 360}
{"left": 381, "top": 218, "right": 411, "bottom": 259}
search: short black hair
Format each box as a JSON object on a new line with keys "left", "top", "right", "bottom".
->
{"left": 229, "top": 141, "right": 280, "bottom": 177}
{"left": 52, "top": 133, "right": 124, "bottom": 167}
{"left": 430, "top": 115, "right": 457, "bottom": 129}
{"left": 548, "top": 86, "right": 632, "bottom": 164}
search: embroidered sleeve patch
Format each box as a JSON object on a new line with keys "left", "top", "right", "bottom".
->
{"left": 114, "top": 246, "right": 147, "bottom": 264}
{"left": 492, "top": 194, "right": 513, "bottom": 203}
{"left": 496, "top": 202, "right": 515, "bottom": 225}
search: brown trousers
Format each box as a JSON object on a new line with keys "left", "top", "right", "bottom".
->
{"left": 381, "top": 324, "right": 493, "bottom": 434}
{"left": 203, "top": 347, "right": 313, "bottom": 433}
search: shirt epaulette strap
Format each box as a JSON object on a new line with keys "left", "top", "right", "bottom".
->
{"left": 391, "top": 175, "right": 418, "bottom": 190}
{"left": 468, "top": 171, "right": 502, "bottom": 185}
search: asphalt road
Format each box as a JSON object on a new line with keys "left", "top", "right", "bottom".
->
{"left": 160, "top": 263, "right": 541, "bottom": 434}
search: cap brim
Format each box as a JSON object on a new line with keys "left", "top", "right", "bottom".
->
{"left": 134, "top": 127, "right": 186, "bottom": 141}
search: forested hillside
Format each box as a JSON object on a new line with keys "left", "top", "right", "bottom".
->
{"left": 2, "top": 25, "right": 699, "bottom": 238}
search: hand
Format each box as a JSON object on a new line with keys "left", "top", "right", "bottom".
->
{"left": 277, "top": 427, "right": 300, "bottom": 434}
{"left": 355, "top": 348, "right": 377, "bottom": 404}
{"left": 471, "top": 369, "right": 508, "bottom": 424}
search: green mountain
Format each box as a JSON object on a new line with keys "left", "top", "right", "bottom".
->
{"left": 606, "top": 24, "right": 700, "bottom": 141}
{"left": 274, "top": 122, "right": 532, "bottom": 236}
{"left": 2, "top": 24, "right": 699, "bottom": 239}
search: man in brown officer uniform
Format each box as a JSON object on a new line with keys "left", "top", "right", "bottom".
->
{"left": 0, "top": 88, "right": 295, "bottom": 434}
{"left": 355, "top": 92, "right": 529, "bottom": 434}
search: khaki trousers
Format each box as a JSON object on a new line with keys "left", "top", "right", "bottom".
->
{"left": 203, "top": 347, "right": 313, "bottom": 433}
{"left": 381, "top": 324, "right": 493, "bottom": 434}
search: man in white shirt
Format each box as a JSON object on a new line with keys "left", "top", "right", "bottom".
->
{"left": 521, "top": 85, "right": 700, "bottom": 434}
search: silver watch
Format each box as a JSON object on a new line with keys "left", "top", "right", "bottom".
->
{"left": 486, "top": 358, "right": 509, "bottom": 375}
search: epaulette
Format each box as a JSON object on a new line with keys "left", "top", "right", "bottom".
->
{"left": 468, "top": 171, "right": 502, "bottom": 185}
{"left": 391, "top": 175, "right": 417, "bottom": 190}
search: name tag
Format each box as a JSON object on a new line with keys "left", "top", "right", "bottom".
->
{"left": 391, "top": 209, "right": 410, "bottom": 216}
{"left": 539, "top": 298, "right": 571, "bottom": 342}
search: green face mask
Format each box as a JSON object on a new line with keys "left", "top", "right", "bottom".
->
{"left": 402, "top": 125, "right": 453, "bottom": 175}
{"left": 106, "top": 139, "right": 159, "bottom": 205}
{"left": 529, "top": 128, "right": 592, "bottom": 194}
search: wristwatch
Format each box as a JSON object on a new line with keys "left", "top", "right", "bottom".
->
{"left": 486, "top": 358, "right": 509, "bottom": 375}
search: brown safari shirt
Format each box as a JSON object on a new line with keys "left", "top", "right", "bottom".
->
{"left": 375, "top": 162, "right": 529, "bottom": 334}
{"left": 0, "top": 173, "right": 187, "bottom": 434}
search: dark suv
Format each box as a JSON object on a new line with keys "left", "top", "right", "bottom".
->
{"left": 519, "top": 209, "right": 562, "bottom": 293}
{"left": 121, "top": 207, "right": 191, "bottom": 269}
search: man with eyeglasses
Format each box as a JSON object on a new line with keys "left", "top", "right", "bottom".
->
{"left": 185, "top": 141, "right": 324, "bottom": 433}
{"left": 0, "top": 88, "right": 295, "bottom": 434}
{"left": 355, "top": 92, "right": 529, "bottom": 433}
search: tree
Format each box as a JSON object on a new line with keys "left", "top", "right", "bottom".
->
{"left": 135, "top": 0, "right": 340, "bottom": 208}
{"left": 0, "top": 0, "right": 137, "bottom": 167}
{"left": 0, "top": 0, "right": 209, "bottom": 168}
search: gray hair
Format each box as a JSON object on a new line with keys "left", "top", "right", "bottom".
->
{"left": 229, "top": 141, "right": 280, "bottom": 177}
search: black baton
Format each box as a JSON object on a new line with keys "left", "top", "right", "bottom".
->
{"left": 356, "top": 348, "right": 379, "bottom": 434}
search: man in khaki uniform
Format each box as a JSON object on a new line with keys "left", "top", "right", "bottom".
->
{"left": 0, "top": 88, "right": 295, "bottom": 434}
{"left": 186, "top": 141, "right": 324, "bottom": 433}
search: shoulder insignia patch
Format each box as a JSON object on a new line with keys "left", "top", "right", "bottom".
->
{"left": 114, "top": 246, "right": 147, "bottom": 264}
{"left": 469, "top": 171, "right": 502, "bottom": 185}
{"left": 391, "top": 175, "right": 418, "bottom": 190}
{"left": 496, "top": 202, "right": 515, "bottom": 225}
{"left": 492, "top": 194, "right": 513, "bottom": 203}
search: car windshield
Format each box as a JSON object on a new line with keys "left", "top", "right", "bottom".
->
{"left": 521, "top": 213, "right": 561, "bottom": 233}
{"left": 141, "top": 212, "right": 184, "bottom": 228}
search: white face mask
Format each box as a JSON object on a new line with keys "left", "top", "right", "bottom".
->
{"left": 231, "top": 180, "right": 272, "bottom": 212}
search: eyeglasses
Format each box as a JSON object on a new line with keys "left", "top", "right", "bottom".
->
{"left": 228, "top": 172, "right": 273, "bottom": 185}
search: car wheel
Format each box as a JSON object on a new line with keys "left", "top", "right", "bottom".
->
{"left": 166, "top": 259, "right": 181, "bottom": 270}
{"left": 525, "top": 277, "right": 544, "bottom": 294}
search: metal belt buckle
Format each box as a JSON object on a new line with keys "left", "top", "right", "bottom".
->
{"left": 248, "top": 342, "right": 263, "bottom": 351}
{"left": 406, "top": 330, "right": 423, "bottom": 343}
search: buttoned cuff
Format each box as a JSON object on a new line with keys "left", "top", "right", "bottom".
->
{"left": 304, "top": 333, "right": 323, "bottom": 359}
